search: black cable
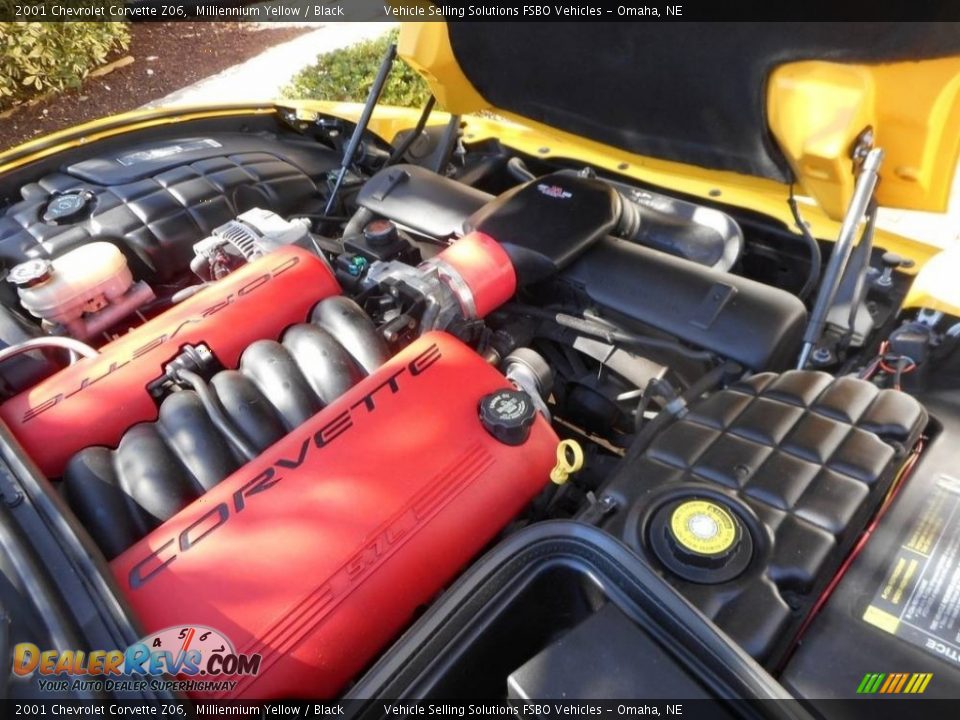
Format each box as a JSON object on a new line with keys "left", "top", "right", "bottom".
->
{"left": 624, "top": 360, "right": 742, "bottom": 465}
{"left": 342, "top": 206, "right": 374, "bottom": 241}
{"left": 894, "top": 356, "right": 907, "bottom": 391}
{"left": 387, "top": 95, "right": 437, "bottom": 166}
{"left": 634, "top": 378, "right": 677, "bottom": 433}
{"left": 788, "top": 185, "right": 822, "bottom": 302}
{"left": 177, "top": 369, "right": 257, "bottom": 462}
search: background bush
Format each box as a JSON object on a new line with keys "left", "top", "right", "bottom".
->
{"left": 0, "top": 10, "right": 130, "bottom": 111}
{"left": 282, "top": 28, "right": 431, "bottom": 108}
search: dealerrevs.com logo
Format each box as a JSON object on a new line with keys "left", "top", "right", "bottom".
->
{"left": 12, "top": 625, "right": 260, "bottom": 694}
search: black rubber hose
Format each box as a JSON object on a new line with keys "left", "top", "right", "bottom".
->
{"left": 789, "top": 186, "right": 823, "bottom": 302}
{"left": 387, "top": 95, "right": 437, "bottom": 166}
{"left": 177, "top": 369, "right": 258, "bottom": 462}
{"left": 507, "top": 303, "right": 717, "bottom": 363}
{"left": 634, "top": 377, "right": 679, "bottom": 432}
{"left": 624, "top": 360, "right": 742, "bottom": 465}
{"left": 342, "top": 206, "right": 374, "bottom": 243}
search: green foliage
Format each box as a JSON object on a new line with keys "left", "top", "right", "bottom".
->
{"left": 281, "top": 28, "right": 432, "bottom": 108}
{"left": 0, "top": 4, "right": 129, "bottom": 111}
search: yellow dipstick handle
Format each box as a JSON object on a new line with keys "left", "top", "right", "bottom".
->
{"left": 550, "top": 439, "right": 585, "bottom": 485}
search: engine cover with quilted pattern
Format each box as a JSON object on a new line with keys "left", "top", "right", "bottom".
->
{"left": 596, "top": 370, "right": 927, "bottom": 665}
{"left": 0, "top": 136, "right": 334, "bottom": 282}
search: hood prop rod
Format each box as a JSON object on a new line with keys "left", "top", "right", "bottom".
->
{"left": 324, "top": 42, "right": 397, "bottom": 216}
{"left": 796, "top": 147, "right": 884, "bottom": 370}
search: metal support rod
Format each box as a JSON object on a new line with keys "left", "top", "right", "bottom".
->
{"left": 0, "top": 336, "right": 99, "bottom": 367}
{"left": 324, "top": 42, "right": 397, "bottom": 215}
{"left": 797, "top": 148, "right": 884, "bottom": 369}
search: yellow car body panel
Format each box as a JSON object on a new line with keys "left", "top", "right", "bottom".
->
{"left": 768, "top": 57, "right": 960, "bottom": 219}
{"left": 904, "top": 245, "right": 960, "bottom": 317}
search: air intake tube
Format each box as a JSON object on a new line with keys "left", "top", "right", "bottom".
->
{"left": 613, "top": 186, "right": 743, "bottom": 272}
{"left": 467, "top": 170, "right": 744, "bottom": 286}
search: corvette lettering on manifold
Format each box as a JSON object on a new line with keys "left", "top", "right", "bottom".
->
{"left": 20, "top": 255, "right": 302, "bottom": 423}
{"left": 126, "top": 342, "right": 442, "bottom": 590}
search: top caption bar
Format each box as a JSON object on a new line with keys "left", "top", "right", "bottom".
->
{"left": 2, "top": 0, "right": 960, "bottom": 22}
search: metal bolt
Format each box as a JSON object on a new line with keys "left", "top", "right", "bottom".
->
{"left": 876, "top": 268, "right": 894, "bottom": 288}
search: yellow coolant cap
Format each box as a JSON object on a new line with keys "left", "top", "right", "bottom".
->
{"left": 669, "top": 500, "right": 739, "bottom": 556}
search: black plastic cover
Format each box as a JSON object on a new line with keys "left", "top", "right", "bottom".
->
{"left": 596, "top": 370, "right": 927, "bottom": 667}
{"left": 356, "top": 163, "right": 492, "bottom": 239}
{"left": 0, "top": 304, "right": 59, "bottom": 399}
{"left": 346, "top": 521, "right": 803, "bottom": 708}
{"left": 468, "top": 172, "right": 622, "bottom": 284}
{"left": 507, "top": 603, "right": 715, "bottom": 701}
{"left": 559, "top": 237, "right": 808, "bottom": 370}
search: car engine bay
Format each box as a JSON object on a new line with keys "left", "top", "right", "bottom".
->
{"left": 0, "top": 106, "right": 958, "bottom": 703}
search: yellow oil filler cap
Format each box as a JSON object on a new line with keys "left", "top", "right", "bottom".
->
{"left": 550, "top": 440, "right": 584, "bottom": 485}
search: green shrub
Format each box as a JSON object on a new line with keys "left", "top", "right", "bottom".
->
{"left": 0, "top": 7, "right": 129, "bottom": 111}
{"left": 281, "top": 28, "right": 431, "bottom": 108}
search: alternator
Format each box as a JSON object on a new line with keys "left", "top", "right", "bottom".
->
{"left": 191, "top": 208, "right": 312, "bottom": 280}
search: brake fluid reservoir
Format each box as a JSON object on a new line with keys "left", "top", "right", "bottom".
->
{"left": 9, "top": 242, "right": 133, "bottom": 326}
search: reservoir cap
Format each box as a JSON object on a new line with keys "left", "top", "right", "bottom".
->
{"left": 649, "top": 497, "right": 753, "bottom": 584}
{"left": 480, "top": 389, "right": 536, "bottom": 446}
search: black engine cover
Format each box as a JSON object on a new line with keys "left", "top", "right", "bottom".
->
{"left": 556, "top": 236, "right": 807, "bottom": 370}
{"left": 594, "top": 370, "right": 927, "bottom": 666}
{"left": 0, "top": 133, "right": 335, "bottom": 281}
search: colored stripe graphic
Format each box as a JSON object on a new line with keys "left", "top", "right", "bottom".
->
{"left": 857, "top": 672, "right": 932, "bottom": 694}
{"left": 879, "top": 674, "right": 896, "bottom": 693}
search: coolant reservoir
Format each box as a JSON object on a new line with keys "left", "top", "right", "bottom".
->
{"left": 9, "top": 243, "right": 134, "bottom": 327}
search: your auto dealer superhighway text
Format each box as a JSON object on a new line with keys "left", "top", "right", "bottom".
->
{"left": 32, "top": 705, "right": 335, "bottom": 715}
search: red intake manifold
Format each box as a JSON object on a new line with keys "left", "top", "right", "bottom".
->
{"left": 0, "top": 247, "right": 340, "bottom": 476}
{"left": 111, "top": 332, "right": 559, "bottom": 698}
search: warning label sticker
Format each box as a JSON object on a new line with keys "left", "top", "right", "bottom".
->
{"left": 863, "top": 474, "right": 960, "bottom": 667}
